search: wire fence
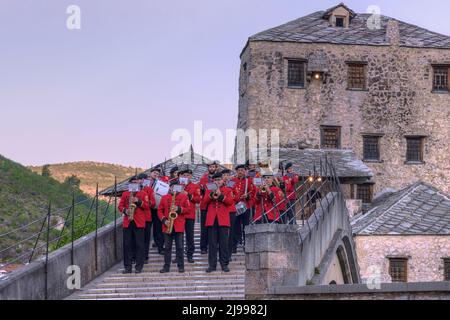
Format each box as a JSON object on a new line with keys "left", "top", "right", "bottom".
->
{"left": 0, "top": 180, "right": 119, "bottom": 274}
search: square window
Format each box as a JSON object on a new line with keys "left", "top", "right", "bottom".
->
{"left": 444, "top": 259, "right": 450, "bottom": 281}
{"left": 335, "top": 17, "right": 344, "bottom": 27}
{"left": 321, "top": 126, "right": 341, "bottom": 149}
{"left": 347, "top": 63, "right": 366, "bottom": 90}
{"left": 406, "top": 137, "right": 424, "bottom": 163}
{"left": 357, "top": 184, "right": 373, "bottom": 204}
{"left": 433, "top": 66, "right": 449, "bottom": 92}
{"left": 363, "top": 136, "right": 381, "bottom": 161}
{"left": 389, "top": 258, "right": 408, "bottom": 283}
{"left": 287, "top": 60, "right": 305, "bottom": 87}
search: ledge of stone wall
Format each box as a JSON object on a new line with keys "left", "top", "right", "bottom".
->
{"left": 0, "top": 219, "right": 123, "bottom": 300}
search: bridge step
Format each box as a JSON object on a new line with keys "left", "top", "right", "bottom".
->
{"left": 69, "top": 222, "right": 246, "bottom": 300}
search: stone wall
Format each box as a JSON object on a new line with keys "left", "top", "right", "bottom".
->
{"left": 238, "top": 41, "right": 450, "bottom": 194}
{"left": 355, "top": 235, "right": 450, "bottom": 283}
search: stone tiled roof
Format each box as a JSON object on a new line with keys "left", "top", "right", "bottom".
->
{"left": 351, "top": 182, "right": 450, "bottom": 235}
{"left": 249, "top": 148, "right": 373, "bottom": 179}
{"left": 249, "top": 7, "right": 450, "bottom": 49}
{"left": 100, "top": 150, "right": 226, "bottom": 196}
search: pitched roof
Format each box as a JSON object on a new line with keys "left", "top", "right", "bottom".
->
{"left": 249, "top": 148, "right": 373, "bottom": 180}
{"left": 248, "top": 5, "right": 449, "bottom": 49}
{"left": 351, "top": 182, "right": 450, "bottom": 235}
{"left": 100, "top": 150, "right": 226, "bottom": 196}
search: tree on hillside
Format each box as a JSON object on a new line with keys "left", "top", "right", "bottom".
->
{"left": 42, "top": 165, "right": 51, "bottom": 177}
{"left": 64, "top": 175, "right": 81, "bottom": 189}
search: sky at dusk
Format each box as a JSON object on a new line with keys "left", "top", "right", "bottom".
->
{"left": 1, "top": 0, "right": 449, "bottom": 168}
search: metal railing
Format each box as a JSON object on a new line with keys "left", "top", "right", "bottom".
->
{"left": 249, "top": 157, "right": 346, "bottom": 248}
{"left": 0, "top": 179, "right": 120, "bottom": 286}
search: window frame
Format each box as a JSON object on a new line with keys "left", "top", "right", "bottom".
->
{"left": 356, "top": 184, "right": 373, "bottom": 204}
{"left": 346, "top": 61, "right": 368, "bottom": 91}
{"left": 432, "top": 65, "right": 449, "bottom": 93}
{"left": 405, "top": 135, "right": 426, "bottom": 164}
{"left": 444, "top": 258, "right": 450, "bottom": 281}
{"left": 362, "top": 134, "right": 382, "bottom": 162}
{"left": 287, "top": 59, "right": 307, "bottom": 89}
{"left": 388, "top": 257, "right": 408, "bottom": 283}
{"left": 320, "top": 126, "right": 341, "bottom": 149}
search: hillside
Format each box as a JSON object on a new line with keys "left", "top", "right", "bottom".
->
{"left": 0, "top": 155, "right": 114, "bottom": 265}
{"left": 29, "top": 162, "right": 144, "bottom": 196}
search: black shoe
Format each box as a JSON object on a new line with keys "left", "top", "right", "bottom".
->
{"left": 222, "top": 266, "right": 230, "bottom": 272}
{"left": 206, "top": 267, "right": 216, "bottom": 273}
{"left": 122, "top": 269, "right": 132, "bottom": 274}
{"left": 135, "top": 269, "right": 143, "bottom": 274}
{"left": 144, "top": 258, "right": 149, "bottom": 264}
{"left": 158, "top": 250, "right": 165, "bottom": 255}
{"left": 187, "top": 257, "right": 194, "bottom": 263}
{"left": 178, "top": 268, "right": 185, "bottom": 273}
{"left": 160, "top": 268, "right": 170, "bottom": 273}
{"left": 172, "top": 259, "right": 177, "bottom": 264}
{"left": 201, "top": 250, "right": 207, "bottom": 254}
{"left": 232, "top": 248, "right": 237, "bottom": 254}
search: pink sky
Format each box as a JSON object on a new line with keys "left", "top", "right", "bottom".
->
{"left": 0, "top": 0, "right": 448, "bottom": 168}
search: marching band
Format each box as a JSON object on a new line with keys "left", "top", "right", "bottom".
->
{"left": 119, "top": 161, "right": 300, "bottom": 274}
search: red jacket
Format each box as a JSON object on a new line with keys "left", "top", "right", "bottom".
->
{"left": 118, "top": 190, "right": 150, "bottom": 228}
{"left": 223, "top": 183, "right": 238, "bottom": 213}
{"left": 202, "top": 186, "right": 234, "bottom": 227}
{"left": 283, "top": 174, "right": 299, "bottom": 200}
{"left": 253, "top": 186, "right": 284, "bottom": 223}
{"left": 141, "top": 186, "right": 156, "bottom": 222}
{"left": 183, "top": 182, "right": 202, "bottom": 220}
{"left": 158, "top": 193, "right": 190, "bottom": 233}
{"left": 232, "top": 176, "right": 255, "bottom": 208}
{"left": 199, "top": 173, "right": 215, "bottom": 210}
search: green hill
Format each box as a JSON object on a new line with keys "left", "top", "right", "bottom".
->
{"left": 0, "top": 155, "right": 114, "bottom": 265}
{"left": 29, "top": 162, "right": 143, "bottom": 196}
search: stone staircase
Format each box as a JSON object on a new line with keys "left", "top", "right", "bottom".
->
{"left": 69, "top": 222, "right": 245, "bottom": 300}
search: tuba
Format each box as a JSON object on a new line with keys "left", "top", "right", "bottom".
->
{"left": 165, "top": 191, "right": 178, "bottom": 234}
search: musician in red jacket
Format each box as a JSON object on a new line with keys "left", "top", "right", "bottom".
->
{"left": 282, "top": 163, "right": 299, "bottom": 225}
{"left": 201, "top": 172, "right": 234, "bottom": 273}
{"left": 253, "top": 174, "right": 284, "bottom": 224}
{"left": 118, "top": 175, "right": 150, "bottom": 274}
{"left": 158, "top": 183, "right": 190, "bottom": 273}
{"left": 232, "top": 164, "right": 255, "bottom": 253}
{"left": 198, "top": 160, "right": 220, "bottom": 254}
{"left": 221, "top": 169, "right": 238, "bottom": 260}
{"left": 179, "top": 169, "right": 202, "bottom": 263}
{"left": 138, "top": 173, "right": 156, "bottom": 264}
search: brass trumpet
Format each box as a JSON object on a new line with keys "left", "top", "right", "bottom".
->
{"left": 128, "top": 192, "right": 137, "bottom": 221}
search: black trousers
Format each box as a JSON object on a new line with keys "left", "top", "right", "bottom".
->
{"left": 123, "top": 221, "right": 145, "bottom": 271}
{"left": 200, "top": 209, "right": 208, "bottom": 251}
{"left": 163, "top": 232, "right": 184, "bottom": 270}
{"left": 151, "top": 209, "right": 164, "bottom": 252}
{"left": 144, "top": 221, "right": 152, "bottom": 259}
{"left": 228, "top": 213, "right": 237, "bottom": 257}
{"left": 207, "top": 219, "right": 229, "bottom": 270}
{"left": 286, "top": 200, "right": 297, "bottom": 225}
{"left": 185, "top": 218, "right": 195, "bottom": 258}
{"left": 234, "top": 208, "right": 250, "bottom": 246}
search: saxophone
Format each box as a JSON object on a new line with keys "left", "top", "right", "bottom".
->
{"left": 165, "top": 192, "right": 178, "bottom": 234}
{"left": 128, "top": 191, "right": 137, "bottom": 221}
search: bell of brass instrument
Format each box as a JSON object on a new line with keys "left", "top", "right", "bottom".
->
{"left": 128, "top": 192, "right": 137, "bottom": 221}
{"left": 165, "top": 192, "right": 178, "bottom": 234}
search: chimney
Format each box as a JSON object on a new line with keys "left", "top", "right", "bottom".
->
{"left": 386, "top": 19, "right": 400, "bottom": 46}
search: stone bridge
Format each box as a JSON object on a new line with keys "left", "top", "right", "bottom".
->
{"left": 245, "top": 192, "right": 360, "bottom": 299}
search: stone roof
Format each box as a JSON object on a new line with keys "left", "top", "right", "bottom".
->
{"left": 100, "top": 150, "right": 226, "bottom": 196}
{"left": 351, "top": 182, "right": 450, "bottom": 235}
{"left": 248, "top": 5, "right": 450, "bottom": 49}
{"left": 249, "top": 148, "right": 373, "bottom": 180}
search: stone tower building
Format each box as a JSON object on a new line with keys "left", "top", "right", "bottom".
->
{"left": 237, "top": 3, "right": 450, "bottom": 200}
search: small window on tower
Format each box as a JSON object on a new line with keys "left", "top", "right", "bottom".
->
{"left": 432, "top": 66, "right": 449, "bottom": 92}
{"left": 287, "top": 60, "right": 306, "bottom": 88}
{"left": 389, "top": 258, "right": 408, "bottom": 283}
{"left": 405, "top": 136, "right": 425, "bottom": 164}
{"left": 444, "top": 259, "right": 450, "bottom": 281}
{"left": 363, "top": 135, "right": 381, "bottom": 161}
{"left": 356, "top": 184, "right": 373, "bottom": 204}
{"left": 335, "top": 17, "right": 345, "bottom": 27}
{"left": 321, "top": 126, "right": 341, "bottom": 149}
{"left": 347, "top": 63, "right": 367, "bottom": 90}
